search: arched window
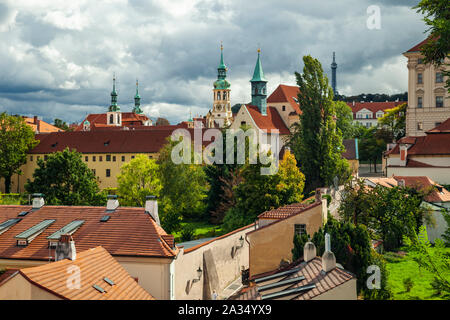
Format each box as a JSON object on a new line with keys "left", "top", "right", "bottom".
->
{"left": 110, "top": 114, "right": 114, "bottom": 124}
{"left": 282, "top": 105, "right": 286, "bottom": 111}
{"left": 223, "top": 92, "right": 227, "bottom": 100}
{"left": 217, "top": 91, "right": 221, "bottom": 100}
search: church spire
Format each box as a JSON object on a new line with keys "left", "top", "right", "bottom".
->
{"left": 250, "top": 48, "right": 268, "bottom": 116}
{"left": 109, "top": 73, "right": 120, "bottom": 112}
{"left": 133, "top": 79, "right": 143, "bottom": 114}
{"left": 214, "top": 43, "right": 230, "bottom": 89}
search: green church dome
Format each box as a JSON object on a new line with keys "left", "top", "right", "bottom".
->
{"left": 214, "top": 79, "right": 230, "bottom": 89}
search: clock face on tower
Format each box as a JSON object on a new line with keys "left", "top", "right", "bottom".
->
{"left": 217, "top": 105, "right": 222, "bottom": 111}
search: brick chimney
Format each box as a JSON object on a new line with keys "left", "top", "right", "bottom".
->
{"left": 303, "top": 241, "right": 316, "bottom": 262}
{"left": 399, "top": 144, "right": 408, "bottom": 167}
{"left": 33, "top": 116, "right": 38, "bottom": 124}
{"left": 145, "top": 195, "right": 160, "bottom": 226}
{"left": 56, "top": 234, "right": 77, "bottom": 261}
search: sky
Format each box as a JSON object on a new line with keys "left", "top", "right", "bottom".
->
{"left": 0, "top": 0, "right": 427, "bottom": 125}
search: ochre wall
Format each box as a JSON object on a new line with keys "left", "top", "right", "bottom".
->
{"left": 247, "top": 202, "right": 326, "bottom": 277}
{"left": 0, "top": 273, "right": 61, "bottom": 300}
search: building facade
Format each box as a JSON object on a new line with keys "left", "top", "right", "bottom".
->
{"left": 403, "top": 38, "right": 450, "bottom": 136}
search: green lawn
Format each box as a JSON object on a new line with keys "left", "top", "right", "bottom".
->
{"left": 384, "top": 248, "right": 450, "bottom": 300}
{"left": 172, "top": 220, "right": 224, "bottom": 243}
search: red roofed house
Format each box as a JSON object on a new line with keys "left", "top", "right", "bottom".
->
{"left": 364, "top": 176, "right": 450, "bottom": 243}
{"left": 231, "top": 51, "right": 291, "bottom": 154}
{"left": 0, "top": 195, "right": 177, "bottom": 299}
{"left": 403, "top": 37, "right": 450, "bottom": 136}
{"left": 349, "top": 101, "right": 406, "bottom": 128}
{"left": 23, "top": 116, "right": 63, "bottom": 133}
{"left": 384, "top": 118, "right": 450, "bottom": 184}
{"left": 246, "top": 192, "right": 328, "bottom": 278}
{"left": 266, "top": 84, "right": 301, "bottom": 128}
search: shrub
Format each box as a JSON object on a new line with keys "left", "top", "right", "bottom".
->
{"left": 180, "top": 225, "right": 196, "bottom": 242}
{"left": 403, "top": 277, "right": 414, "bottom": 293}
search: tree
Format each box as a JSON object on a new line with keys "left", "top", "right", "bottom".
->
{"left": 53, "top": 118, "right": 71, "bottom": 131}
{"left": 155, "top": 117, "right": 170, "bottom": 126}
{"left": 0, "top": 113, "right": 38, "bottom": 193}
{"left": 338, "top": 179, "right": 372, "bottom": 226}
{"left": 157, "top": 139, "right": 208, "bottom": 233}
{"left": 354, "top": 125, "right": 389, "bottom": 173}
{"left": 25, "top": 148, "right": 104, "bottom": 205}
{"left": 404, "top": 225, "right": 450, "bottom": 298}
{"left": 334, "top": 101, "right": 356, "bottom": 139}
{"left": 378, "top": 103, "right": 407, "bottom": 141}
{"left": 117, "top": 154, "right": 162, "bottom": 207}
{"left": 442, "top": 209, "right": 450, "bottom": 246}
{"left": 288, "top": 55, "right": 351, "bottom": 194}
{"left": 222, "top": 151, "right": 305, "bottom": 232}
{"left": 414, "top": 0, "right": 450, "bottom": 92}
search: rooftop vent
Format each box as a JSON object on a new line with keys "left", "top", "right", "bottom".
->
{"left": 145, "top": 195, "right": 160, "bottom": 226}
{"left": 55, "top": 234, "right": 77, "bottom": 261}
{"left": 322, "top": 233, "right": 336, "bottom": 273}
{"left": 106, "top": 195, "right": 119, "bottom": 212}
{"left": 31, "top": 193, "right": 45, "bottom": 210}
{"left": 93, "top": 284, "right": 105, "bottom": 293}
{"left": 303, "top": 241, "right": 316, "bottom": 262}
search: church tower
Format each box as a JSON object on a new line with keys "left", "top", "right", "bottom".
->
{"left": 209, "top": 44, "right": 232, "bottom": 128}
{"left": 132, "top": 79, "right": 143, "bottom": 114}
{"left": 250, "top": 49, "right": 268, "bottom": 116}
{"left": 107, "top": 74, "right": 122, "bottom": 126}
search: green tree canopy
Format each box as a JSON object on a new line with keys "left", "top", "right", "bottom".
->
{"left": 0, "top": 113, "right": 38, "bottom": 193}
{"left": 378, "top": 102, "right": 407, "bottom": 141}
{"left": 288, "top": 55, "right": 351, "bottom": 194}
{"left": 334, "top": 101, "right": 356, "bottom": 139}
{"left": 117, "top": 154, "right": 162, "bottom": 207}
{"left": 25, "top": 148, "right": 104, "bottom": 205}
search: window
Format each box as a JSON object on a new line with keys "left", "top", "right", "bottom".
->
{"left": 417, "top": 58, "right": 423, "bottom": 64}
{"left": 417, "top": 122, "right": 423, "bottom": 130}
{"left": 435, "top": 122, "right": 442, "bottom": 127}
{"left": 282, "top": 105, "right": 286, "bottom": 111}
{"left": 121, "top": 156, "right": 125, "bottom": 162}
{"left": 30, "top": 156, "right": 33, "bottom": 161}
{"left": 106, "top": 169, "right": 111, "bottom": 177}
{"left": 99, "top": 156, "right": 103, "bottom": 162}
{"left": 113, "top": 156, "right": 116, "bottom": 162}
{"left": 44, "top": 155, "right": 48, "bottom": 161}
{"left": 436, "top": 72, "right": 444, "bottom": 83}
{"left": 92, "top": 169, "right": 96, "bottom": 176}
{"left": 417, "top": 73, "right": 423, "bottom": 84}
{"left": 436, "top": 96, "right": 444, "bottom": 108}
{"left": 417, "top": 97, "right": 423, "bottom": 108}
{"left": 106, "top": 155, "right": 111, "bottom": 162}
{"left": 93, "top": 156, "right": 96, "bottom": 162}
{"left": 131, "top": 155, "right": 135, "bottom": 159}
{"left": 109, "top": 114, "right": 114, "bottom": 124}
{"left": 294, "top": 224, "right": 306, "bottom": 237}
{"left": 217, "top": 91, "right": 221, "bottom": 100}
{"left": 37, "top": 156, "right": 40, "bottom": 160}
{"left": 85, "top": 156, "right": 88, "bottom": 162}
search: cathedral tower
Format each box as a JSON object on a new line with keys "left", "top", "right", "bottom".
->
{"left": 107, "top": 74, "right": 122, "bottom": 126}
{"left": 133, "top": 79, "right": 143, "bottom": 114}
{"left": 250, "top": 49, "right": 267, "bottom": 116}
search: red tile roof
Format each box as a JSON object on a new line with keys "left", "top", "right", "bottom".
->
{"left": 427, "top": 118, "right": 450, "bottom": 133}
{"left": 245, "top": 105, "right": 290, "bottom": 135}
{"left": 387, "top": 134, "right": 450, "bottom": 156}
{"left": 19, "top": 246, "right": 154, "bottom": 300}
{"left": 349, "top": 101, "right": 406, "bottom": 119}
{"left": 75, "top": 112, "right": 152, "bottom": 131}
{"left": 30, "top": 127, "right": 212, "bottom": 154}
{"left": 267, "top": 85, "right": 301, "bottom": 114}
{"left": 257, "top": 203, "right": 310, "bottom": 220}
{"left": 230, "top": 257, "right": 355, "bottom": 300}
{"left": 405, "top": 36, "right": 438, "bottom": 53}
{"left": 342, "top": 139, "right": 358, "bottom": 160}
{"left": 23, "top": 117, "right": 62, "bottom": 133}
{"left": 0, "top": 205, "right": 177, "bottom": 261}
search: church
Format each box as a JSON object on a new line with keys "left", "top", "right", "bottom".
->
{"left": 75, "top": 77, "right": 153, "bottom": 131}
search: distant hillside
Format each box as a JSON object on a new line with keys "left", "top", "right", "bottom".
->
{"left": 336, "top": 92, "right": 408, "bottom": 103}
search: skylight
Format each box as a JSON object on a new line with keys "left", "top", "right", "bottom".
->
{"left": 261, "top": 283, "right": 316, "bottom": 300}
{"left": 15, "top": 219, "right": 55, "bottom": 246}
{"left": 254, "top": 267, "right": 302, "bottom": 284}
{"left": 103, "top": 277, "right": 115, "bottom": 286}
{"left": 0, "top": 218, "right": 22, "bottom": 235}
{"left": 93, "top": 284, "right": 106, "bottom": 293}
{"left": 257, "top": 275, "right": 306, "bottom": 292}
{"left": 47, "top": 220, "right": 85, "bottom": 240}
{"left": 100, "top": 215, "right": 111, "bottom": 222}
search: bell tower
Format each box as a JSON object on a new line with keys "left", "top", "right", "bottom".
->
{"left": 107, "top": 74, "right": 122, "bottom": 126}
{"left": 209, "top": 43, "right": 232, "bottom": 128}
{"left": 250, "top": 49, "right": 267, "bottom": 116}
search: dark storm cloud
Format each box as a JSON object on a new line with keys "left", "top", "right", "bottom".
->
{"left": 0, "top": 0, "right": 426, "bottom": 124}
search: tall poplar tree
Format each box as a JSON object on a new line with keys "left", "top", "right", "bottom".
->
{"left": 288, "top": 55, "right": 350, "bottom": 194}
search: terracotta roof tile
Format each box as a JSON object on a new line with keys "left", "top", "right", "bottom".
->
{"left": 23, "top": 117, "right": 62, "bottom": 133}
{"left": 19, "top": 246, "right": 154, "bottom": 300}
{"left": 74, "top": 112, "right": 152, "bottom": 131}
{"left": 245, "top": 105, "right": 290, "bottom": 135}
{"left": 427, "top": 118, "right": 450, "bottom": 133}
{"left": 349, "top": 101, "right": 406, "bottom": 119}
{"left": 257, "top": 203, "right": 310, "bottom": 220}
{"left": 387, "top": 134, "right": 450, "bottom": 156}
{"left": 267, "top": 85, "right": 301, "bottom": 114}
{"left": 342, "top": 139, "right": 357, "bottom": 160}
{"left": 0, "top": 205, "right": 177, "bottom": 261}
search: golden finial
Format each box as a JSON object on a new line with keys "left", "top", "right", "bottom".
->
{"left": 257, "top": 48, "right": 261, "bottom": 53}
{"left": 221, "top": 41, "right": 223, "bottom": 51}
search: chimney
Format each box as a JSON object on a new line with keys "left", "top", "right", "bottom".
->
{"left": 145, "top": 196, "right": 160, "bottom": 226}
{"left": 399, "top": 144, "right": 408, "bottom": 166}
{"left": 33, "top": 116, "right": 38, "bottom": 124}
{"left": 352, "top": 101, "right": 355, "bottom": 106}
{"left": 31, "top": 193, "right": 44, "bottom": 210}
{"left": 303, "top": 241, "right": 316, "bottom": 262}
{"left": 315, "top": 188, "right": 323, "bottom": 203}
{"left": 322, "top": 233, "right": 336, "bottom": 272}
{"left": 106, "top": 195, "right": 119, "bottom": 211}
{"left": 55, "top": 234, "right": 77, "bottom": 261}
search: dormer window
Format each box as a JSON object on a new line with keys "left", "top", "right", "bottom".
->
{"left": 15, "top": 219, "right": 56, "bottom": 247}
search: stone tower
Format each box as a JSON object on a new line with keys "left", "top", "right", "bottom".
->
{"left": 250, "top": 49, "right": 268, "bottom": 116}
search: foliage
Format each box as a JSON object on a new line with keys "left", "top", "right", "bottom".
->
{"left": 117, "top": 154, "right": 162, "bottom": 207}
{"left": 0, "top": 113, "right": 39, "bottom": 193}
{"left": 337, "top": 92, "right": 408, "bottom": 104}
{"left": 334, "top": 100, "right": 356, "bottom": 139}
{"left": 53, "top": 118, "right": 72, "bottom": 131}
{"left": 291, "top": 232, "right": 310, "bottom": 261}
{"left": 25, "top": 148, "right": 104, "bottom": 205}
{"left": 403, "top": 225, "right": 450, "bottom": 298}
{"left": 362, "top": 251, "right": 392, "bottom": 300}
{"left": 180, "top": 224, "right": 196, "bottom": 242}
{"left": 157, "top": 139, "right": 209, "bottom": 233}
{"left": 287, "top": 55, "right": 351, "bottom": 194}
{"left": 377, "top": 103, "right": 407, "bottom": 141}
{"left": 0, "top": 193, "right": 29, "bottom": 205}
{"left": 414, "top": 0, "right": 450, "bottom": 93}
{"left": 339, "top": 179, "right": 433, "bottom": 251}
{"left": 354, "top": 125, "right": 390, "bottom": 172}
{"left": 221, "top": 151, "right": 305, "bottom": 233}
{"left": 403, "top": 277, "right": 414, "bottom": 293}
{"left": 442, "top": 209, "right": 450, "bottom": 246}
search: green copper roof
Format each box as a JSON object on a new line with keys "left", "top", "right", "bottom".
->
{"left": 135, "top": 79, "right": 140, "bottom": 99}
{"left": 250, "top": 50, "right": 267, "bottom": 82}
{"left": 214, "top": 79, "right": 230, "bottom": 89}
{"left": 218, "top": 45, "right": 226, "bottom": 70}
